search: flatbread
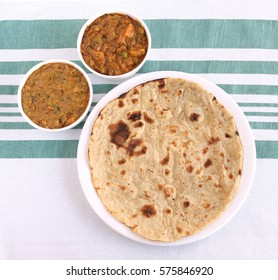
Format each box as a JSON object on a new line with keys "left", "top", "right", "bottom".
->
{"left": 88, "top": 78, "right": 243, "bottom": 242}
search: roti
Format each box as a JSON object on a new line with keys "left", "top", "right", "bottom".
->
{"left": 88, "top": 78, "right": 243, "bottom": 242}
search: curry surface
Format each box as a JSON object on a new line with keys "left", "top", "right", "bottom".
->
{"left": 80, "top": 13, "right": 148, "bottom": 76}
{"left": 21, "top": 63, "right": 90, "bottom": 129}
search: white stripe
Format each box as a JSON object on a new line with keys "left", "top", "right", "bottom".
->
{"left": 0, "top": 116, "right": 24, "bottom": 122}
{"left": 150, "top": 49, "right": 278, "bottom": 62}
{"left": 1, "top": 0, "right": 277, "bottom": 20}
{"left": 239, "top": 107, "right": 278, "bottom": 113}
{"left": 0, "top": 129, "right": 81, "bottom": 140}
{"left": 231, "top": 94, "right": 278, "bottom": 103}
{"left": 0, "top": 128, "right": 277, "bottom": 141}
{"left": 246, "top": 116, "right": 278, "bottom": 123}
{"left": 0, "top": 49, "right": 78, "bottom": 62}
{"left": 2, "top": 48, "right": 278, "bottom": 62}
{"left": 252, "top": 129, "right": 278, "bottom": 141}
{"left": 2, "top": 73, "right": 278, "bottom": 86}
{"left": 0, "top": 107, "right": 19, "bottom": 113}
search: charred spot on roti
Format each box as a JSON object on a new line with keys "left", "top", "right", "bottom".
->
{"left": 119, "top": 185, "right": 126, "bottom": 190}
{"left": 118, "top": 158, "right": 127, "bottom": 165}
{"left": 127, "top": 139, "right": 147, "bottom": 157}
{"left": 143, "top": 112, "right": 154, "bottom": 124}
{"left": 120, "top": 170, "right": 126, "bottom": 176}
{"left": 235, "top": 131, "right": 239, "bottom": 136}
{"left": 158, "top": 184, "right": 164, "bottom": 191}
{"left": 132, "top": 98, "right": 139, "bottom": 104}
{"left": 155, "top": 78, "right": 166, "bottom": 90}
{"left": 118, "top": 99, "right": 125, "bottom": 108}
{"left": 109, "top": 121, "right": 130, "bottom": 147}
{"left": 165, "top": 208, "right": 172, "bottom": 214}
{"left": 239, "top": 169, "right": 242, "bottom": 175}
{"left": 208, "top": 136, "right": 220, "bottom": 145}
{"left": 189, "top": 112, "right": 200, "bottom": 122}
{"left": 118, "top": 92, "right": 127, "bottom": 99}
{"left": 225, "top": 133, "right": 232, "bottom": 138}
{"left": 183, "top": 201, "right": 190, "bottom": 208}
{"left": 229, "top": 173, "right": 234, "bottom": 179}
{"left": 134, "top": 121, "right": 144, "bottom": 128}
{"left": 176, "top": 227, "right": 182, "bottom": 233}
{"left": 198, "top": 184, "right": 203, "bottom": 188}
{"left": 164, "top": 169, "right": 170, "bottom": 176}
{"left": 186, "top": 165, "right": 194, "bottom": 173}
{"left": 127, "top": 139, "right": 143, "bottom": 155}
{"left": 160, "top": 148, "right": 170, "bottom": 165}
{"left": 212, "top": 96, "right": 217, "bottom": 101}
{"left": 132, "top": 88, "right": 139, "bottom": 95}
{"left": 204, "top": 158, "right": 212, "bottom": 168}
{"left": 127, "top": 111, "right": 142, "bottom": 122}
{"left": 203, "top": 202, "right": 211, "bottom": 208}
{"left": 141, "top": 204, "right": 157, "bottom": 218}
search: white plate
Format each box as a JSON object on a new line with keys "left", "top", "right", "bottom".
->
{"left": 77, "top": 71, "right": 256, "bottom": 246}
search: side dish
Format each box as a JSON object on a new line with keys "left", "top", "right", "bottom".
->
{"left": 80, "top": 13, "right": 149, "bottom": 76}
{"left": 20, "top": 62, "right": 91, "bottom": 130}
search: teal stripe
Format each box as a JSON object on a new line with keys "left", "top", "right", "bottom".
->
{"left": 0, "top": 140, "right": 77, "bottom": 158}
{"left": 250, "top": 122, "right": 278, "bottom": 130}
{"left": 0, "top": 112, "right": 21, "bottom": 116}
{"left": 140, "top": 61, "right": 278, "bottom": 75}
{"left": 0, "top": 140, "right": 276, "bottom": 158}
{"left": 244, "top": 112, "right": 278, "bottom": 116}
{"left": 0, "top": 19, "right": 278, "bottom": 49}
{"left": 219, "top": 84, "right": 278, "bottom": 95}
{"left": 1, "top": 60, "right": 278, "bottom": 75}
{"left": 238, "top": 103, "right": 278, "bottom": 107}
{"left": 256, "top": 141, "right": 278, "bottom": 159}
{"left": 1, "top": 84, "right": 277, "bottom": 96}
{"left": 0, "top": 85, "right": 18, "bottom": 95}
{"left": 0, "top": 103, "right": 18, "bottom": 107}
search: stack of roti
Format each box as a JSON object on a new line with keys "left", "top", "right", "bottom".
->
{"left": 88, "top": 78, "right": 243, "bottom": 242}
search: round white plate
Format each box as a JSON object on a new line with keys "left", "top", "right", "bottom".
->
{"left": 77, "top": 71, "right": 256, "bottom": 246}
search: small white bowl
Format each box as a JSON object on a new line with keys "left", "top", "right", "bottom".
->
{"left": 77, "top": 71, "right": 256, "bottom": 246}
{"left": 77, "top": 11, "right": 151, "bottom": 80}
{"left": 18, "top": 59, "right": 93, "bottom": 132}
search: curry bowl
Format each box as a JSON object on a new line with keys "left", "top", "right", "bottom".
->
{"left": 17, "top": 59, "right": 93, "bottom": 132}
{"left": 77, "top": 11, "right": 151, "bottom": 80}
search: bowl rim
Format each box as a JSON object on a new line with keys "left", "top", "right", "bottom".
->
{"left": 77, "top": 10, "right": 152, "bottom": 80}
{"left": 77, "top": 71, "right": 256, "bottom": 246}
{"left": 17, "top": 59, "right": 93, "bottom": 132}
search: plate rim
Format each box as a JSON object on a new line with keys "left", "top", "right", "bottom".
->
{"left": 77, "top": 70, "right": 256, "bottom": 246}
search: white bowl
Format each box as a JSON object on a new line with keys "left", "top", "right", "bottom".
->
{"left": 77, "top": 11, "right": 151, "bottom": 80}
{"left": 77, "top": 71, "right": 256, "bottom": 246}
{"left": 18, "top": 59, "right": 93, "bottom": 132}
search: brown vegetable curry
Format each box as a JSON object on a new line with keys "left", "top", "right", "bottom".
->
{"left": 80, "top": 13, "right": 148, "bottom": 76}
{"left": 21, "top": 62, "right": 90, "bottom": 129}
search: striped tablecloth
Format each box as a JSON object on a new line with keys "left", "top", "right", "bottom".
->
{"left": 0, "top": 0, "right": 277, "bottom": 259}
